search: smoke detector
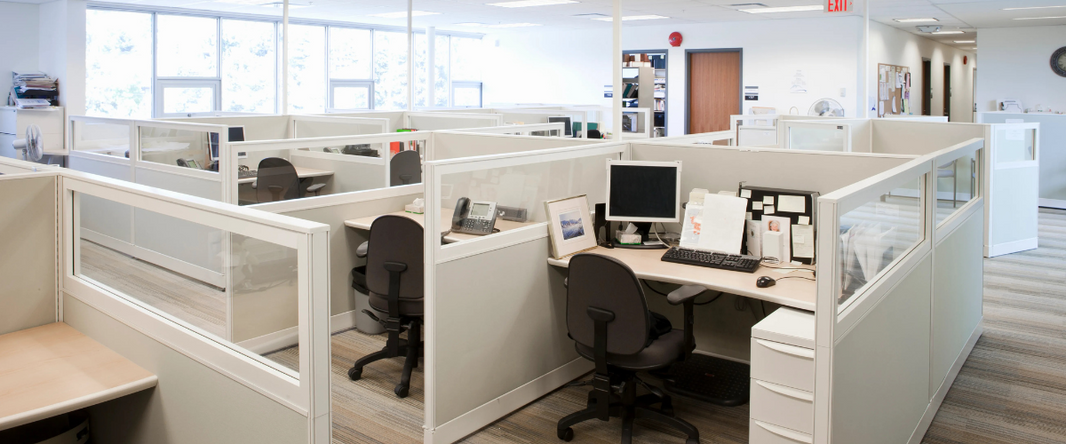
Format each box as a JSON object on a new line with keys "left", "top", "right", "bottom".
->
{"left": 917, "top": 25, "right": 942, "bottom": 33}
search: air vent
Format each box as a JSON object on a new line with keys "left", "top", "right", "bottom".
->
{"left": 730, "top": 3, "right": 768, "bottom": 7}
{"left": 572, "top": 12, "right": 609, "bottom": 18}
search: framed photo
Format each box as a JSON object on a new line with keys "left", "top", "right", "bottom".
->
{"left": 545, "top": 195, "right": 598, "bottom": 259}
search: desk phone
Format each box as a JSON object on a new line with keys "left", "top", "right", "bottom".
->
{"left": 452, "top": 197, "right": 498, "bottom": 235}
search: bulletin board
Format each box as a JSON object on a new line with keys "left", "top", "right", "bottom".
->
{"left": 737, "top": 184, "right": 820, "bottom": 265}
{"left": 877, "top": 63, "right": 911, "bottom": 117}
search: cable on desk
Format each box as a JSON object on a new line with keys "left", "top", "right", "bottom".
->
{"left": 776, "top": 276, "right": 816, "bottom": 282}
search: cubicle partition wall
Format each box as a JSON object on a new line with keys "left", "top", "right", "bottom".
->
{"left": 166, "top": 114, "right": 391, "bottom": 140}
{"left": 495, "top": 109, "right": 590, "bottom": 138}
{"left": 0, "top": 168, "right": 331, "bottom": 444}
{"left": 780, "top": 119, "right": 871, "bottom": 152}
{"left": 164, "top": 115, "right": 292, "bottom": 140}
{"left": 421, "top": 142, "right": 627, "bottom": 443}
{"left": 405, "top": 112, "right": 504, "bottom": 131}
{"left": 456, "top": 122, "right": 567, "bottom": 137}
{"left": 647, "top": 130, "right": 735, "bottom": 146}
{"left": 813, "top": 138, "right": 985, "bottom": 444}
{"left": 731, "top": 114, "right": 779, "bottom": 147}
{"left": 978, "top": 111, "right": 1066, "bottom": 209}
{"left": 425, "top": 130, "right": 599, "bottom": 161}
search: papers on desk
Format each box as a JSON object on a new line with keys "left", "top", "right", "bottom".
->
{"left": 685, "top": 194, "right": 747, "bottom": 254}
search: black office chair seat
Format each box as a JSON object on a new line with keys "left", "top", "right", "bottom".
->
{"left": 575, "top": 329, "right": 686, "bottom": 372}
{"left": 369, "top": 292, "right": 424, "bottom": 316}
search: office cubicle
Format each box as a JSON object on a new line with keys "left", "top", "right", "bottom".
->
{"left": 977, "top": 111, "right": 1065, "bottom": 209}
{"left": 0, "top": 167, "right": 331, "bottom": 444}
{"left": 455, "top": 122, "right": 566, "bottom": 137}
{"left": 165, "top": 114, "right": 390, "bottom": 140}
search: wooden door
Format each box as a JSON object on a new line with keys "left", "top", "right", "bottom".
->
{"left": 921, "top": 59, "right": 931, "bottom": 116}
{"left": 943, "top": 64, "right": 952, "bottom": 118}
{"left": 688, "top": 51, "right": 740, "bottom": 134}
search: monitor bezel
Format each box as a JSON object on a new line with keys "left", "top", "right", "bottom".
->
{"left": 210, "top": 125, "right": 247, "bottom": 160}
{"left": 604, "top": 159, "right": 682, "bottom": 223}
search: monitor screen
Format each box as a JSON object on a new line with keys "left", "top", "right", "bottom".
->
{"left": 606, "top": 160, "right": 681, "bottom": 223}
{"left": 548, "top": 116, "right": 572, "bottom": 136}
{"left": 228, "top": 126, "right": 245, "bottom": 142}
{"left": 211, "top": 126, "right": 247, "bottom": 160}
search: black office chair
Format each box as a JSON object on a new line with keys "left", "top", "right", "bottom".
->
{"left": 253, "top": 157, "right": 325, "bottom": 203}
{"left": 390, "top": 150, "right": 421, "bottom": 186}
{"left": 348, "top": 215, "right": 424, "bottom": 398}
{"left": 558, "top": 253, "right": 700, "bottom": 444}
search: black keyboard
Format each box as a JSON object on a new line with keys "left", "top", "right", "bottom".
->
{"left": 661, "top": 247, "right": 761, "bottom": 273}
{"left": 238, "top": 169, "right": 258, "bottom": 179}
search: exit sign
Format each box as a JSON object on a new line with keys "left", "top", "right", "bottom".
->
{"left": 827, "top": 0, "right": 852, "bottom": 12}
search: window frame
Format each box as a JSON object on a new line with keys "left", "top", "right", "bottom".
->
{"left": 154, "top": 79, "right": 222, "bottom": 117}
{"left": 329, "top": 80, "right": 374, "bottom": 110}
{"left": 451, "top": 81, "right": 483, "bottom": 108}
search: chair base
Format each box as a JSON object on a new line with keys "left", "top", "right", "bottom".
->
{"left": 558, "top": 372, "right": 699, "bottom": 444}
{"left": 348, "top": 319, "right": 423, "bottom": 398}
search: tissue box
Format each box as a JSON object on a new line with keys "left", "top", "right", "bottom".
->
{"left": 615, "top": 230, "right": 642, "bottom": 245}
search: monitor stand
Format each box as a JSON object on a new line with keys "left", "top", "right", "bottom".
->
{"left": 613, "top": 222, "right": 669, "bottom": 250}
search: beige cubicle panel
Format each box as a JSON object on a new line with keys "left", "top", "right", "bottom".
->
{"left": 0, "top": 170, "right": 57, "bottom": 335}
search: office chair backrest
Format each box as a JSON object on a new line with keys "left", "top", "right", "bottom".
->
{"left": 257, "top": 157, "right": 299, "bottom": 202}
{"left": 367, "top": 215, "right": 424, "bottom": 300}
{"left": 390, "top": 150, "right": 422, "bottom": 186}
{"left": 567, "top": 254, "right": 649, "bottom": 356}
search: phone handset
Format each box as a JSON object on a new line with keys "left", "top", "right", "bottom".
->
{"left": 450, "top": 197, "right": 498, "bottom": 236}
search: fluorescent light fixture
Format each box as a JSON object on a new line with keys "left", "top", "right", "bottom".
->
{"left": 487, "top": 0, "right": 576, "bottom": 7}
{"left": 1003, "top": 5, "right": 1066, "bottom": 10}
{"left": 954, "top": 40, "right": 975, "bottom": 43}
{"left": 1013, "top": 15, "right": 1066, "bottom": 20}
{"left": 456, "top": 22, "right": 542, "bottom": 28}
{"left": 931, "top": 30, "right": 965, "bottom": 35}
{"left": 369, "top": 10, "right": 440, "bottom": 18}
{"left": 894, "top": 18, "right": 938, "bottom": 23}
{"left": 740, "top": 4, "right": 824, "bottom": 13}
{"left": 591, "top": 15, "right": 669, "bottom": 21}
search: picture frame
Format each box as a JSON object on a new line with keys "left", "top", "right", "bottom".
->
{"left": 544, "top": 194, "right": 598, "bottom": 259}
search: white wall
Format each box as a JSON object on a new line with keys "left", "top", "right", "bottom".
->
{"left": 0, "top": 2, "right": 40, "bottom": 97}
{"left": 869, "top": 21, "right": 976, "bottom": 122}
{"left": 976, "top": 25, "right": 1066, "bottom": 113}
{"left": 484, "top": 16, "right": 864, "bottom": 136}
{"left": 38, "top": 0, "right": 86, "bottom": 115}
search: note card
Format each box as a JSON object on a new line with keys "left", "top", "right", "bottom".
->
{"left": 764, "top": 205, "right": 775, "bottom": 215}
{"left": 763, "top": 196, "right": 775, "bottom": 205}
{"left": 798, "top": 216, "right": 811, "bottom": 225}
{"left": 778, "top": 195, "right": 806, "bottom": 213}
{"left": 752, "top": 202, "right": 764, "bottom": 210}
{"left": 740, "top": 189, "right": 752, "bottom": 198}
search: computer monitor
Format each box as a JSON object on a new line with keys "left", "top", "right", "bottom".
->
{"left": 548, "top": 116, "right": 572, "bottom": 137}
{"left": 210, "top": 126, "right": 247, "bottom": 160}
{"left": 605, "top": 160, "right": 682, "bottom": 223}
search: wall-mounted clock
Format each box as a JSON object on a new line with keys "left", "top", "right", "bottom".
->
{"left": 1053, "top": 46, "right": 1066, "bottom": 77}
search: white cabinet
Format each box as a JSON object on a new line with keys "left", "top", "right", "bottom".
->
{"left": 0, "top": 106, "right": 66, "bottom": 157}
{"left": 750, "top": 308, "right": 815, "bottom": 444}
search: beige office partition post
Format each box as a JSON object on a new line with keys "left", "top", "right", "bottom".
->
{"left": 813, "top": 139, "right": 985, "bottom": 444}
{"left": 0, "top": 171, "right": 58, "bottom": 335}
{"left": 290, "top": 115, "right": 390, "bottom": 138}
{"left": 59, "top": 171, "right": 331, "bottom": 444}
{"left": 425, "top": 131, "right": 603, "bottom": 161}
{"left": 422, "top": 142, "right": 627, "bottom": 444}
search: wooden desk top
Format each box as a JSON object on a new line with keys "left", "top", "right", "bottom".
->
{"left": 344, "top": 210, "right": 537, "bottom": 243}
{"left": 237, "top": 167, "right": 334, "bottom": 185}
{"left": 0, "top": 323, "right": 158, "bottom": 431}
{"left": 547, "top": 247, "right": 816, "bottom": 312}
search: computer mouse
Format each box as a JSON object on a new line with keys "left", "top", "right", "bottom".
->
{"left": 756, "top": 276, "right": 776, "bottom": 288}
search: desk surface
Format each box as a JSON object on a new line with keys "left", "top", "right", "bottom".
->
{"left": 547, "top": 247, "right": 816, "bottom": 312}
{"left": 0, "top": 322, "right": 158, "bottom": 431}
{"left": 345, "top": 210, "right": 536, "bottom": 243}
{"left": 237, "top": 167, "right": 334, "bottom": 185}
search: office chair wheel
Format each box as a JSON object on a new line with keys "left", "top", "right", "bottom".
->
{"left": 557, "top": 427, "right": 573, "bottom": 442}
{"left": 348, "top": 367, "right": 362, "bottom": 381}
{"left": 395, "top": 384, "right": 409, "bottom": 398}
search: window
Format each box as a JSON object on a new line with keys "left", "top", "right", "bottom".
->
{"left": 287, "top": 24, "right": 327, "bottom": 114}
{"left": 222, "top": 19, "right": 276, "bottom": 113}
{"left": 85, "top": 9, "right": 153, "bottom": 119}
{"left": 450, "top": 37, "right": 482, "bottom": 107}
{"left": 453, "top": 82, "right": 482, "bottom": 108}
{"left": 434, "top": 35, "right": 450, "bottom": 107}
{"left": 329, "top": 27, "right": 372, "bottom": 80}
{"left": 157, "top": 15, "right": 218, "bottom": 78}
{"left": 159, "top": 81, "right": 217, "bottom": 114}
{"left": 373, "top": 31, "right": 409, "bottom": 111}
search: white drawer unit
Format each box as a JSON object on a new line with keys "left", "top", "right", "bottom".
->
{"left": 750, "top": 307, "right": 816, "bottom": 444}
{"left": 0, "top": 106, "right": 66, "bottom": 156}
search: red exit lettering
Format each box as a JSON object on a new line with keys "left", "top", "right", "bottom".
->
{"left": 827, "top": 0, "right": 849, "bottom": 12}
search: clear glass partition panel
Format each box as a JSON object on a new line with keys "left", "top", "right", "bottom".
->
{"left": 76, "top": 193, "right": 300, "bottom": 375}
{"left": 995, "top": 127, "right": 1036, "bottom": 163}
{"left": 838, "top": 178, "right": 924, "bottom": 309}
{"left": 935, "top": 150, "right": 980, "bottom": 226}
{"left": 788, "top": 125, "right": 847, "bottom": 151}
{"left": 139, "top": 126, "right": 216, "bottom": 171}
{"left": 71, "top": 120, "right": 132, "bottom": 157}
{"left": 437, "top": 152, "right": 614, "bottom": 244}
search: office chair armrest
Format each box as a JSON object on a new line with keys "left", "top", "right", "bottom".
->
{"left": 307, "top": 183, "right": 326, "bottom": 194}
{"left": 666, "top": 285, "right": 706, "bottom": 305}
{"left": 251, "top": 182, "right": 257, "bottom": 189}
{"left": 356, "top": 241, "right": 369, "bottom": 258}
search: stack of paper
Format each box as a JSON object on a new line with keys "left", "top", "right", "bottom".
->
{"left": 10, "top": 71, "right": 59, "bottom": 108}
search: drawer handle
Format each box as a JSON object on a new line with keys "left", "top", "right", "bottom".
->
{"left": 756, "top": 339, "right": 815, "bottom": 359}
{"left": 754, "top": 420, "right": 813, "bottom": 444}
{"left": 755, "top": 380, "right": 814, "bottom": 402}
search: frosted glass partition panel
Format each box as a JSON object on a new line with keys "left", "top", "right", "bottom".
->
{"left": 71, "top": 119, "right": 133, "bottom": 157}
{"left": 837, "top": 178, "right": 924, "bottom": 310}
{"left": 139, "top": 126, "right": 217, "bottom": 170}
{"left": 994, "top": 126, "right": 1036, "bottom": 163}
{"left": 786, "top": 122, "right": 850, "bottom": 152}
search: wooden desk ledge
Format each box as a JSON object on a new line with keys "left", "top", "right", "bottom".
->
{"left": 0, "top": 322, "right": 157, "bottom": 431}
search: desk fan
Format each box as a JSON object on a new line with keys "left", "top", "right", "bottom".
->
{"left": 808, "top": 98, "right": 845, "bottom": 117}
{"left": 12, "top": 124, "right": 44, "bottom": 162}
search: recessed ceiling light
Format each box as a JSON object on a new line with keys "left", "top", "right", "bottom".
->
{"left": 740, "top": 5, "right": 824, "bottom": 14}
{"left": 931, "top": 30, "right": 965, "bottom": 35}
{"left": 487, "top": 0, "right": 577, "bottom": 7}
{"left": 894, "top": 18, "right": 938, "bottom": 23}
{"left": 591, "top": 15, "right": 669, "bottom": 21}
{"left": 954, "top": 40, "right": 975, "bottom": 43}
{"left": 459, "top": 22, "right": 543, "bottom": 28}
{"left": 1013, "top": 15, "right": 1066, "bottom": 20}
{"left": 971, "top": 47, "right": 978, "bottom": 50}
{"left": 1003, "top": 5, "right": 1066, "bottom": 11}
{"left": 369, "top": 10, "right": 440, "bottom": 18}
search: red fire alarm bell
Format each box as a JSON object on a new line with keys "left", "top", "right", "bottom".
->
{"left": 669, "top": 32, "right": 682, "bottom": 47}
{"left": 963, "top": 56, "right": 968, "bottom": 65}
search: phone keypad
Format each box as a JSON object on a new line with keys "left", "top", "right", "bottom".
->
{"left": 461, "top": 218, "right": 493, "bottom": 234}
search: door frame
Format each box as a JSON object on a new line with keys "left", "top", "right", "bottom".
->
{"left": 684, "top": 48, "right": 743, "bottom": 135}
{"left": 623, "top": 49, "right": 668, "bottom": 136}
